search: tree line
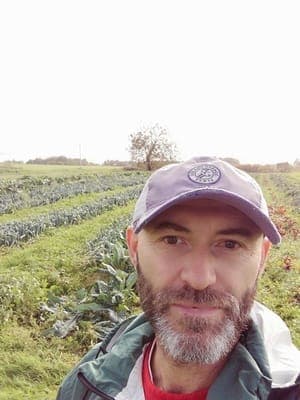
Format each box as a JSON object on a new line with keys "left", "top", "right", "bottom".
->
{"left": 5, "top": 124, "right": 299, "bottom": 172}
{"left": 26, "top": 156, "right": 96, "bottom": 166}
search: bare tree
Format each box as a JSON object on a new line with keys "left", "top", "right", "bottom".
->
{"left": 129, "top": 124, "right": 178, "bottom": 170}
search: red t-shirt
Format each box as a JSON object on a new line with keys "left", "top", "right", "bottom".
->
{"left": 142, "top": 342, "right": 208, "bottom": 400}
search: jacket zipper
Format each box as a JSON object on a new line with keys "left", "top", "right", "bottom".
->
{"left": 78, "top": 372, "right": 115, "bottom": 400}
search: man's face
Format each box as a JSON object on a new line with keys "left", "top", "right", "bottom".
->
{"left": 127, "top": 199, "right": 271, "bottom": 365}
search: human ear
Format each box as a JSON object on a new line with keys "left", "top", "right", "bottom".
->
{"left": 126, "top": 226, "right": 138, "bottom": 269}
{"left": 258, "top": 238, "right": 272, "bottom": 276}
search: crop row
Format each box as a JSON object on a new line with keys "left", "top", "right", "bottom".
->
{"left": 0, "top": 171, "right": 147, "bottom": 194}
{"left": 87, "top": 214, "right": 132, "bottom": 268}
{"left": 0, "top": 186, "right": 141, "bottom": 247}
{"left": 0, "top": 172, "right": 125, "bottom": 194}
{"left": 269, "top": 174, "right": 300, "bottom": 209}
{"left": 0, "top": 173, "right": 92, "bottom": 194}
{"left": 42, "top": 214, "right": 137, "bottom": 340}
{"left": 0, "top": 171, "right": 148, "bottom": 215}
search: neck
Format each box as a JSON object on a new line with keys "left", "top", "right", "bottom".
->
{"left": 151, "top": 342, "right": 227, "bottom": 393}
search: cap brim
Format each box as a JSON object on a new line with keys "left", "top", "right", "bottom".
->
{"left": 134, "top": 189, "right": 281, "bottom": 245}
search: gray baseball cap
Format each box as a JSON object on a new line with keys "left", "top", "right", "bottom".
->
{"left": 132, "top": 156, "right": 281, "bottom": 244}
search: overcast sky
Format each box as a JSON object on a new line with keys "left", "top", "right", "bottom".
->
{"left": 1, "top": 1, "right": 299, "bottom": 165}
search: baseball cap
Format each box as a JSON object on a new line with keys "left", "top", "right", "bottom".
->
{"left": 132, "top": 156, "right": 281, "bottom": 245}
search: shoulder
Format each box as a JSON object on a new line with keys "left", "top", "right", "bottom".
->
{"left": 56, "top": 314, "right": 152, "bottom": 400}
{"left": 251, "top": 301, "right": 300, "bottom": 387}
{"left": 268, "top": 382, "right": 300, "bottom": 399}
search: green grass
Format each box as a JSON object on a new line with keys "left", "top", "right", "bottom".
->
{"left": 257, "top": 239, "right": 300, "bottom": 346}
{"left": 0, "top": 202, "right": 134, "bottom": 279}
{"left": 0, "top": 322, "right": 80, "bottom": 400}
{"left": 0, "top": 186, "right": 134, "bottom": 225}
{"left": 255, "top": 172, "right": 300, "bottom": 346}
{"left": 0, "top": 162, "right": 120, "bottom": 179}
{"left": 0, "top": 167, "right": 299, "bottom": 399}
{"left": 0, "top": 203, "right": 135, "bottom": 399}
{"left": 0, "top": 202, "right": 135, "bottom": 333}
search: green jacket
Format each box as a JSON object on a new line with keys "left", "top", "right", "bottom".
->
{"left": 56, "top": 313, "right": 299, "bottom": 400}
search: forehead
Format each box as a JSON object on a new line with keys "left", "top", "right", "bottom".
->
{"left": 145, "top": 198, "right": 262, "bottom": 232}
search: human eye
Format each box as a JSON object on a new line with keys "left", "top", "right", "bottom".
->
{"left": 163, "top": 235, "right": 184, "bottom": 245}
{"left": 219, "top": 240, "right": 241, "bottom": 250}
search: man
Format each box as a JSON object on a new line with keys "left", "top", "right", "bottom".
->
{"left": 57, "top": 157, "right": 300, "bottom": 399}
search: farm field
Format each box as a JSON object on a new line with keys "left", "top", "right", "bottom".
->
{"left": 0, "top": 164, "right": 299, "bottom": 399}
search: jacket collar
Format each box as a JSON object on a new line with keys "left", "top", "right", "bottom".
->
{"left": 78, "top": 314, "right": 153, "bottom": 398}
{"left": 208, "top": 323, "right": 272, "bottom": 399}
{"left": 78, "top": 315, "right": 272, "bottom": 399}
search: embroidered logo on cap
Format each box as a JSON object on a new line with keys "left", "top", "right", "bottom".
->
{"left": 188, "top": 164, "right": 221, "bottom": 184}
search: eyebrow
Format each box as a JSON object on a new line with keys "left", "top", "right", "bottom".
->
{"left": 148, "top": 221, "right": 190, "bottom": 233}
{"left": 215, "top": 227, "right": 256, "bottom": 237}
{"left": 148, "top": 222, "right": 257, "bottom": 238}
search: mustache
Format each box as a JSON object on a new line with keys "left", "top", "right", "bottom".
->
{"left": 139, "top": 284, "right": 239, "bottom": 314}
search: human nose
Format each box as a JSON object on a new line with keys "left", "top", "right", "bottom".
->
{"left": 179, "top": 251, "right": 217, "bottom": 291}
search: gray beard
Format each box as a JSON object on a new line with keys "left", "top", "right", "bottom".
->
{"left": 153, "top": 311, "right": 238, "bottom": 364}
{"left": 137, "top": 262, "right": 256, "bottom": 365}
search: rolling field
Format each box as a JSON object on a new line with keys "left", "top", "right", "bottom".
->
{"left": 0, "top": 164, "right": 299, "bottom": 399}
